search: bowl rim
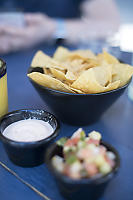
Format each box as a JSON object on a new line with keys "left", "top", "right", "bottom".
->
{"left": 0, "top": 58, "right": 6, "bottom": 78}
{"left": 45, "top": 140, "right": 120, "bottom": 185}
{"left": 27, "top": 66, "right": 131, "bottom": 96}
{"left": 0, "top": 109, "right": 60, "bottom": 146}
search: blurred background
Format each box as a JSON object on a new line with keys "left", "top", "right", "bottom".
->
{"left": 114, "top": 0, "right": 133, "bottom": 52}
{"left": 0, "top": 0, "right": 133, "bottom": 54}
{"left": 116, "top": 0, "right": 133, "bottom": 23}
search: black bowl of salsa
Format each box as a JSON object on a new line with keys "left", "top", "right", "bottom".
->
{"left": 45, "top": 135, "right": 120, "bottom": 200}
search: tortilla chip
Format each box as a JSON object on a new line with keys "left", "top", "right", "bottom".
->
{"left": 43, "top": 68, "right": 52, "bottom": 75}
{"left": 31, "top": 50, "right": 67, "bottom": 72}
{"left": 54, "top": 47, "right": 96, "bottom": 62}
{"left": 71, "top": 68, "right": 104, "bottom": 93}
{"left": 71, "top": 68, "right": 120, "bottom": 93}
{"left": 28, "top": 72, "right": 75, "bottom": 93}
{"left": 112, "top": 63, "right": 133, "bottom": 87}
{"left": 69, "top": 49, "right": 96, "bottom": 61}
{"left": 93, "top": 64, "right": 112, "bottom": 86}
{"left": 50, "top": 68, "right": 77, "bottom": 84}
{"left": 49, "top": 68, "right": 66, "bottom": 82}
{"left": 70, "top": 88, "right": 84, "bottom": 94}
{"left": 104, "top": 80, "right": 120, "bottom": 92}
{"left": 53, "top": 46, "right": 70, "bottom": 62}
{"left": 31, "top": 51, "right": 51, "bottom": 67}
{"left": 65, "top": 70, "right": 77, "bottom": 82}
{"left": 30, "top": 48, "right": 133, "bottom": 94}
{"left": 98, "top": 51, "right": 119, "bottom": 64}
{"left": 72, "top": 49, "right": 96, "bottom": 59}
{"left": 62, "top": 59, "right": 94, "bottom": 74}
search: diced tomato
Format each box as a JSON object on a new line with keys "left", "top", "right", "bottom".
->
{"left": 84, "top": 163, "right": 98, "bottom": 177}
{"left": 87, "top": 138, "right": 100, "bottom": 145}
{"left": 99, "top": 145, "right": 107, "bottom": 155}
{"left": 77, "top": 148, "right": 94, "bottom": 160}
{"left": 64, "top": 138, "right": 79, "bottom": 147}
{"left": 63, "top": 164, "right": 81, "bottom": 179}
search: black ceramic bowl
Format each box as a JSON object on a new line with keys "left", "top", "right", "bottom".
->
{"left": 0, "top": 109, "right": 60, "bottom": 167}
{"left": 28, "top": 67, "right": 131, "bottom": 126}
{"left": 45, "top": 140, "right": 120, "bottom": 200}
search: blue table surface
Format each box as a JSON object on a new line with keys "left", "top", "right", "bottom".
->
{"left": 0, "top": 44, "right": 133, "bottom": 200}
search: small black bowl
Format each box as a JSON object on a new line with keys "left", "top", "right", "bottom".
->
{"left": 45, "top": 141, "right": 120, "bottom": 200}
{"left": 0, "top": 109, "right": 60, "bottom": 167}
{"left": 28, "top": 67, "right": 131, "bottom": 126}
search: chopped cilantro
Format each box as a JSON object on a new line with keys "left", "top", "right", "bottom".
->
{"left": 66, "top": 155, "right": 78, "bottom": 165}
{"left": 56, "top": 137, "right": 67, "bottom": 147}
{"left": 80, "top": 130, "right": 86, "bottom": 141}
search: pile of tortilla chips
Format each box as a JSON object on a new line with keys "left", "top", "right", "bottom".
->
{"left": 27, "top": 46, "right": 133, "bottom": 94}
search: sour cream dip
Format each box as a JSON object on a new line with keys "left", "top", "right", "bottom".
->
{"left": 2, "top": 119, "right": 53, "bottom": 142}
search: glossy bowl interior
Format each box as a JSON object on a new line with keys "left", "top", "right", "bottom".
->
{"left": 28, "top": 67, "right": 131, "bottom": 126}
{"left": 45, "top": 140, "right": 120, "bottom": 200}
{"left": 0, "top": 109, "right": 60, "bottom": 167}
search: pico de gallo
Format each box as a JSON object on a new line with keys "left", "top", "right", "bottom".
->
{"left": 52, "top": 128, "right": 116, "bottom": 179}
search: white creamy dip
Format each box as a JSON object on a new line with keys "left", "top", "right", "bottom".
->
{"left": 2, "top": 119, "right": 53, "bottom": 142}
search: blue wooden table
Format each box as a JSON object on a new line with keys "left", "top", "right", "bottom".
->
{"left": 0, "top": 44, "right": 133, "bottom": 200}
